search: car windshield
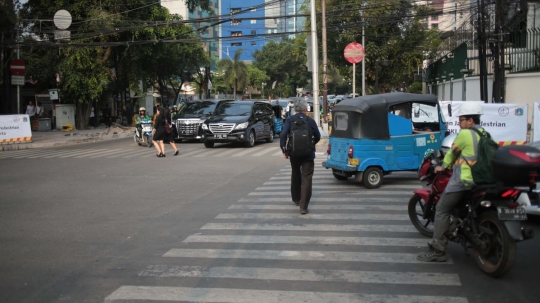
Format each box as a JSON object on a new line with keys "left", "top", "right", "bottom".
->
{"left": 181, "top": 101, "right": 217, "bottom": 116}
{"left": 214, "top": 102, "right": 253, "bottom": 116}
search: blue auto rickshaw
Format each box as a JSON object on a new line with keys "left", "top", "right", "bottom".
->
{"left": 322, "top": 93, "right": 446, "bottom": 188}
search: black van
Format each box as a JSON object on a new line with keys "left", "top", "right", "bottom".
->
{"left": 171, "top": 99, "right": 233, "bottom": 142}
{"left": 201, "top": 101, "right": 275, "bottom": 148}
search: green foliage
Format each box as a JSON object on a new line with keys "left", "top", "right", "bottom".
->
{"left": 217, "top": 49, "right": 249, "bottom": 98}
{"left": 247, "top": 65, "right": 269, "bottom": 91}
{"left": 408, "top": 82, "right": 423, "bottom": 93}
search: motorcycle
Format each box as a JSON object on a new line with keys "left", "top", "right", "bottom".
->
{"left": 408, "top": 148, "right": 535, "bottom": 278}
{"left": 134, "top": 119, "right": 153, "bottom": 148}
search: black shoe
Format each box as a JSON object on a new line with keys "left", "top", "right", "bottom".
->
{"left": 417, "top": 245, "right": 447, "bottom": 262}
{"left": 156, "top": 153, "right": 161, "bottom": 158}
{"left": 161, "top": 153, "right": 166, "bottom": 157}
{"left": 300, "top": 209, "right": 308, "bottom": 215}
{"left": 292, "top": 201, "right": 299, "bottom": 206}
{"left": 174, "top": 150, "right": 179, "bottom": 156}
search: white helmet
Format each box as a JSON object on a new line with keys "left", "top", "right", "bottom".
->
{"left": 458, "top": 103, "right": 482, "bottom": 116}
{"left": 139, "top": 107, "right": 146, "bottom": 111}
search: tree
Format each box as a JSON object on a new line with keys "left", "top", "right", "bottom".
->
{"left": 247, "top": 65, "right": 269, "bottom": 98}
{"left": 0, "top": 0, "right": 21, "bottom": 114}
{"left": 217, "top": 49, "right": 249, "bottom": 99}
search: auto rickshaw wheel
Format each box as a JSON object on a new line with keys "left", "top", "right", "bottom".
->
{"left": 332, "top": 169, "right": 349, "bottom": 180}
{"left": 363, "top": 167, "right": 383, "bottom": 189}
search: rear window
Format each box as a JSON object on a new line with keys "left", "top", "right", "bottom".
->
{"left": 215, "top": 102, "right": 253, "bottom": 116}
{"left": 334, "top": 112, "right": 348, "bottom": 131}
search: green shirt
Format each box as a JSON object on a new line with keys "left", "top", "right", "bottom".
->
{"left": 135, "top": 115, "right": 152, "bottom": 125}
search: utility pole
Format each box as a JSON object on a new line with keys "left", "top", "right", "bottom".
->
{"left": 309, "top": 0, "right": 320, "bottom": 126}
{"left": 477, "top": 0, "right": 488, "bottom": 102}
{"left": 321, "top": 0, "right": 328, "bottom": 122}
{"left": 492, "top": 0, "right": 506, "bottom": 103}
{"left": 361, "top": 4, "right": 366, "bottom": 96}
{"left": 206, "top": 42, "right": 211, "bottom": 99}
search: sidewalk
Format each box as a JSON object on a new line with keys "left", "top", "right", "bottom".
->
{"left": 0, "top": 123, "right": 134, "bottom": 152}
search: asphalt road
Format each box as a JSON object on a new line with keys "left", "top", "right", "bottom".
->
{"left": 1, "top": 138, "right": 539, "bottom": 303}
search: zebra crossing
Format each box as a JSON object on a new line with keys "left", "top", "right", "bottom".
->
{"left": 0, "top": 146, "right": 288, "bottom": 159}
{"left": 104, "top": 159, "right": 468, "bottom": 303}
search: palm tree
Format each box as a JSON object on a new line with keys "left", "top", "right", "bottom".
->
{"left": 217, "top": 49, "right": 249, "bottom": 99}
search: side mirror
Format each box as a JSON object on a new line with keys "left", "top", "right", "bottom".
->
{"left": 447, "top": 104, "right": 452, "bottom": 117}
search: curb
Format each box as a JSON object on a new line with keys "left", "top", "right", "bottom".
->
{"left": 1, "top": 131, "right": 133, "bottom": 152}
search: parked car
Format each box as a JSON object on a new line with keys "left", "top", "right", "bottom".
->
{"left": 347, "top": 93, "right": 360, "bottom": 98}
{"left": 171, "top": 99, "right": 233, "bottom": 142}
{"left": 201, "top": 101, "right": 275, "bottom": 148}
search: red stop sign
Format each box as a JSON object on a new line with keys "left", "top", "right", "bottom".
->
{"left": 344, "top": 42, "right": 365, "bottom": 64}
{"left": 10, "top": 59, "right": 26, "bottom": 75}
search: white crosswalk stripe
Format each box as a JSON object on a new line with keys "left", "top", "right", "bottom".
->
{"left": 104, "top": 160, "right": 467, "bottom": 303}
{"left": 138, "top": 265, "right": 461, "bottom": 285}
{"left": 105, "top": 286, "right": 467, "bottom": 303}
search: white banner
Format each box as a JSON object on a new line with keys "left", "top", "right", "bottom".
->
{"left": 440, "top": 101, "right": 528, "bottom": 143}
{"left": 0, "top": 115, "right": 33, "bottom": 143}
{"left": 534, "top": 102, "right": 540, "bottom": 142}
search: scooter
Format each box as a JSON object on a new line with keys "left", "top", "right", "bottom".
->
{"left": 134, "top": 119, "right": 153, "bottom": 148}
{"left": 408, "top": 149, "right": 534, "bottom": 278}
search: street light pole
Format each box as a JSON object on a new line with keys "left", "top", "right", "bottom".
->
{"left": 375, "top": 63, "right": 379, "bottom": 94}
{"left": 309, "top": 0, "right": 320, "bottom": 126}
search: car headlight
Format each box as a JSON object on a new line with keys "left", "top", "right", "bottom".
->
{"left": 234, "top": 122, "right": 249, "bottom": 130}
{"left": 202, "top": 123, "right": 208, "bottom": 130}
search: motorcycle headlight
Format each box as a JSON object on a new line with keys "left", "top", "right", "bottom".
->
{"left": 202, "top": 123, "right": 208, "bottom": 130}
{"left": 235, "top": 122, "right": 249, "bottom": 130}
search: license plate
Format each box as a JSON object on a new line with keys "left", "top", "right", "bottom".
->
{"left": 497, "top": 207, "right": 527, "bottom": 221}
{"left": 215, "top": 134, "right": 227, "bottom": 139}
{"left": 348, "top": 158, "right": 359, "bottom": 166}
{"left": 143, "top": 126, "right": 152, "bottom": 132}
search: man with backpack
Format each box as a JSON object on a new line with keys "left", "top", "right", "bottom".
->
{"left": 418, "top": 102, "right": 496, "bottom": 262}
{"left": 280, "top": 100, "right": 321, "bottom": 215}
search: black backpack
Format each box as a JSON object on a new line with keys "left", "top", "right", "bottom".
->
{"left": 287, "top": 115, "right": 314, "bottom": 157}
{"left": 464, "top": 128, "right": 499, "bottom": 185}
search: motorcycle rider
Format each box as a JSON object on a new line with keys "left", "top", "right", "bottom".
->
{"left": 417, "top": 102, "right": 485, "bottom": 262}
{"left": 135, "top": 107, "right": 152, "bottom": 141}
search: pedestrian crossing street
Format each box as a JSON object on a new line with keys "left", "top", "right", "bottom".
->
{"left": 0, "top": 146, "right": 285, "bottom": 159}
{"left": 104, "top": 159, "right": 468, "bottom": 303}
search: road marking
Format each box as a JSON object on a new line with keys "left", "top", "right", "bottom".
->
{"left": 272, "top": 149, "right": 284, "bottom": 156}
{"left": 229, "top": 204, "right": 406, "bottom": 211}
{"left": 87, "top": 149, "right": 126, "bottom": 158}
{"left": 270, "top": 175, "right": 335, "bottom": 180}
{"left": 119, "top": 149, "right": 151, "bottom": 158}
{"left": 138, "top": 265, "right": 461, "bottom": 286}
{"left": 41, "top": 149, "right": 90, "bottom": 158}
{"left": 256, "top": 185, "right": 418, "bottom": 191}
{"left": 194, "top": 149, "right": 223, "bottom": 157}
{"left": 248, "top": 191, "right": 412, "bottom": 196}
{"left": 0, "top": 149, "right": 41, "bottom": 158}
{"left": 238, "top": 197, "right": 406, "bottom": 203}
{"left": 63, "top": 149, "right": 105, "bottom": 158}
{"left": 280, "top": 168, "right": 328, "bottom": 172}
{"left": 179, "top": 149, "right": 210, "bottom": 157}
{"left": 183, "top": 235, "right": 425, "bottom": 247}
{"left": 27, "top": 149, "right": 81, "bottom": 158}
{"left": 232, "top": 147, "right": 263, "bottom": 157}
{"left": 211, "top": 148, "right": 237, "bottom": 157}
{"left": 263, "top": 181, "right": 420, "bottom": 189}
{"left": 163, "top": 248, "right": 453, "bottom": 264}
{"left": 104, "top": 286, "right": 466, "bottom": 303}
{"left": 200, "top": 223, "right": 417, "bottom": 232}
{"left": 252, "top": 147, "right": 280, "bottom": 156}
{"left": 216, "top": 213, "right": 409, "bottom": 220}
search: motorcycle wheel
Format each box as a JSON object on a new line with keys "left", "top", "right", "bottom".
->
{"left": 473, "top": 211, "right": 517, "bottom": 278}
{"left": 145, "top": 136, "right": 153, "bottom": 148}
{"left": 408, "top": 194, "right": 435, "bottom": 237}
{"left": 134, "top": 134, "right": 140, "bottom": 145}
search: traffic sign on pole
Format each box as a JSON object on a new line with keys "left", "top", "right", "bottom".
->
{"left": 10, "top": 59, "right": 26, "bottom": 75}
{"left": 344, "top": 42, "right": 365, "bottom": 64}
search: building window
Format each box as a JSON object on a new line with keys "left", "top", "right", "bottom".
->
{"left": 231, "top": 20, "right": 241, "bottom": 25}
{"left": 232, "top": 31, "right": 242, "bottom": 37}
{"left": 231, "top": 42, "right": 242, "bottom": 46}
{"left": 431, "top": 24, "right": 438, "bottom": 29}
{"left": 231, "top": 8, "right": 241, "bottom": 14}
{"left": 251, "top": 30, "right": 256, "bottom": 35}
{"left": 431, "top": 14, "right": 438, "bottom": 21}
{"left": 251, "top": 20, "right": 256, "bottom": 24}
{"left": 251, "top": 41, "right": 256, "bottom": 46}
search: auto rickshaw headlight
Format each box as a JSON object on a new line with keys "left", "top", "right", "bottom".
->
{"left": 348, "top": 146, "right": 354, "bottom": 158}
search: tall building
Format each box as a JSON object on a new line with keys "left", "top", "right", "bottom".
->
{"left": 220, "top": 0, "right": 308, "bottom": 62}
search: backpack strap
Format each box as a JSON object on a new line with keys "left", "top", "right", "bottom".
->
{"left": 470, "top": 127, "right": 491, "bottom": 139}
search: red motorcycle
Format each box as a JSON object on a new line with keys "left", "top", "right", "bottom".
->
{"left": 408, "top": 147, "right": 536, "bottom": 278}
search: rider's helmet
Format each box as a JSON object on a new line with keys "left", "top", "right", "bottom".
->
{"left": 457, "top": 103, "right": 483, "bottom": 116}
{"left": 139, "top": 107, "right": 146, "bottom": 115}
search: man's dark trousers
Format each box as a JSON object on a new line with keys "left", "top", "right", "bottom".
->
{"left": 290, "top": 157, "right": 314, "bottom": 210}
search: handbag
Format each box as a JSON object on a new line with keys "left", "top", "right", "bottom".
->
{"left": 164, "top": 118, "right": 172, "bottom": 134}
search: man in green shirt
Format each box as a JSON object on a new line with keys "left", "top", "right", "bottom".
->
{"left": 417, "top": 102, "right": 485, "bottom": 262}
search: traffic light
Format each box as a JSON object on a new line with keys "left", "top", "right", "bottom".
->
{"left": 305, "top": 35, "right": 312, "bottom": 72}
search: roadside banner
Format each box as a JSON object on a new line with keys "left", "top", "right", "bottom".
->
{"left": 0, "top": 115, "right": 33, "bottom": 144}
{"left": 533, "top": 101, "right": 540, "bottom": 142}
{"left": 440, "top": 101, "right": 528, "bottom": 145}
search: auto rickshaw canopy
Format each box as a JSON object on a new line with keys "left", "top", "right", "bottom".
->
{"left": 331, "top": 93, "right": 439, "bottom": 140}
